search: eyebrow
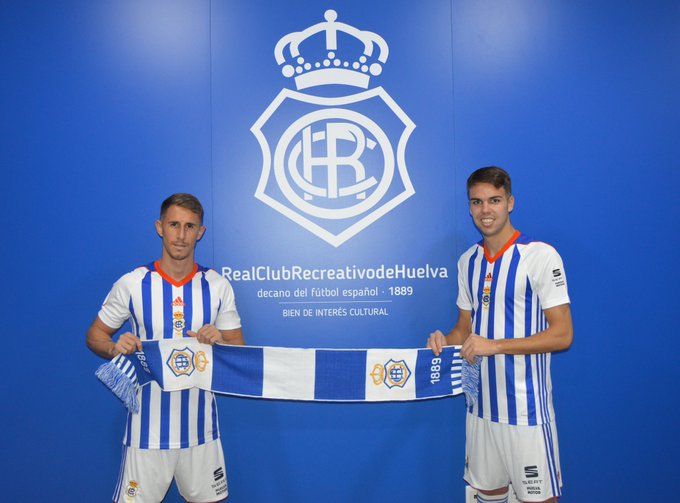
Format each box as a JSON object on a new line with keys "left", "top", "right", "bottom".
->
{"left": 468, "top": 195, "right": 504, "bottom": 203}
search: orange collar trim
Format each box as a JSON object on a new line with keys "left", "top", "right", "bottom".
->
{"left": 484, "top": 230, "right": 521, "bottom": 263}
{"left": 154, "top": 261, "right": 198, "bottom": 287}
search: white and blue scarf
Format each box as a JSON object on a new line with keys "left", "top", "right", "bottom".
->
{"left": 96, "top": 339, "right": 479, "bottom": 413}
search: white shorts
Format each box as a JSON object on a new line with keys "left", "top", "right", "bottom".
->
{"left": 113, "top": 440, "right": 228, "bottom": 503}
{"left": 464, "top": 413, "right": 562, "bottom": 502}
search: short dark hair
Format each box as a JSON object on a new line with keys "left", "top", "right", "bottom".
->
{"left": 160, "top": 193, "right": 204, "bottom": 224}
{"left": 466, "top": 166, "right": 512, "bottom": 197}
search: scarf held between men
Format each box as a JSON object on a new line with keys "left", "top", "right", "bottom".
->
{"left": 96, "top": 338, "right": 479, "bottom": 413}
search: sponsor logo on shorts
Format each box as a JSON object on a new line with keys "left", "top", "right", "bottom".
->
{"left": 522, "top": 465, "right": 543, "bottom": 496}
{"left": 524, "top": 465, "right": 539, "bottom": 478}
{"left": 211, "top": 467, "right": 228, "bottom": 496}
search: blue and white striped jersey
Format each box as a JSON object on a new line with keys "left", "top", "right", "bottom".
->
{"left": 457, "top": 232, "right": 570, "bottom": 426}
{"left": 98, "top": 261, "right": 241, "bottom": 449}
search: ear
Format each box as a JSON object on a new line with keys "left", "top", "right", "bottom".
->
{"left": 197, "top": 225, "right": 206, "bottom": 241}
{"left": 155, "top": 219, "right": 163, "bottom": 237}
{"left": 508, "top": 195, "right": 515, "bottom": 213}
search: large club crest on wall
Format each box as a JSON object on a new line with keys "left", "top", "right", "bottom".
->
{"left": 252, "top": 9, "right": 415, "bottom": 247}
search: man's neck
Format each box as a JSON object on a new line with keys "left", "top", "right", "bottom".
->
{"left": 483, "top": 227, "right": 518, "bottom": 258}
{"left": 158, "top": 256, "right": 196, "bottom": 283}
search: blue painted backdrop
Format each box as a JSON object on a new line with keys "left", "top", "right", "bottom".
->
{"left": 2, "top": 1, "right": 679, "bottom": 501}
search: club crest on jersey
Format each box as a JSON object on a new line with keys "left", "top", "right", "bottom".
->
{"left": 252, "top": 9, "right": 415, "bottom": 247}
{"left": 482, "top": 272, "right": 493, "bottom": 308}
{"left": 375, "top": 359, "right": 411, "bottom": 389}
{"left": 172, "top": 311, "right": 185, "bottom": 334}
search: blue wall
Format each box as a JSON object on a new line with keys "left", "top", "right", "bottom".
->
{"left": 2, "top": 1, "right": 679, "bottom": 501}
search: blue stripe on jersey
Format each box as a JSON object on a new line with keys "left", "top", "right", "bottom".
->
{"left": 210, "top": 395, "right": 219, "bottom": 441}
{"left": 128, "top": 297, "right": 138, "bottom": 337}
{"left": 314, "top": 350, "right": 366, "bottom": 400}
{"left": 539, "top": 352, "right": 551, "bottom": 423}
{"left": 124, "top": 411, "right": 132, "bottom": 446}
{"left": 162, "top": 280, "right": 173, "bottom": 339}
{"left": 201, "top": 274, "right": 211, "bottom": 326}
{"left": 132, "top": 342, "right": 162, "bottom": 448}
{"left": 197, "top": 273, "right": 218, "bottom": 442}
{"left": 467, "top": 247, "right": 479, "bottom": 326}
{"left": 473, "top": 254, "right": 486, "bottom": 336}
{"left": 524, "top": 280, "right": 537, "bottom": 425}
{"left": 536, "top": 307, "right": 551, "bottom": 423}
{"left": 141, "top": 270, "right": 153, "bottom": 341}
{"left": 180, "top": 389, "right": 190, "bottom": 448}
{"left": 486, "top": 254, "right": 503, "bottom": 421}
{"left": 197, "top": 390, "right": 206, "bottom": 444}
{"left": 183, "top": 282, "right": 193, "bottom": 338}
{"left": 471, "top": 251, "right": 486, "bottom": 418}
{"left": 159, "top": 390, "right": 171, "bottom": 449}
{"left": 504, "top": 247, "right": 520, "bottom": 424}
{"left": 139, "top": 385, "right": 151, "bottom": 449}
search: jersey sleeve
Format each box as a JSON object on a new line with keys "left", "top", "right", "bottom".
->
{"left": 97, "top": 274, "right": 133, "bottom": 329}
{"left": 211, "top": 272, "right": 242, "bottom": 330}
{"left": 526, "top": 243, "right": 571, "bottom": 310}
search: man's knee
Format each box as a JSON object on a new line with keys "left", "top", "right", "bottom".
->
{"left": 476, "top": 487, "right": 510, "bottom": 503}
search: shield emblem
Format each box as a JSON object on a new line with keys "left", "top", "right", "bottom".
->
{"left": 166, "top": 348, "right": 195, "bottom": 377}
{"left": 383, "top": 359, "right": 411, "bottom": 388}
{"left": 252, "top": 86, "right": 415, "bottom": 247}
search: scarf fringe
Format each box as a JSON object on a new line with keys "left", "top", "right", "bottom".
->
{"left": 95, "top": 354, "right": 140, "bottom": 413}
{"left": 462, "top": 356, "right": 481, "bottom": 408}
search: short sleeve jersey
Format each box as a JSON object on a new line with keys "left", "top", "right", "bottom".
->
{"left": 98, "top": 261, "right": 241, "bottom": 449}
{"left": 457, "top": 232, "right": 570, "bottom": 426}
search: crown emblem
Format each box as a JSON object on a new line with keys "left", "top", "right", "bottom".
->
{"left": 274, "top": 9, "right": 388, "bottom": 90}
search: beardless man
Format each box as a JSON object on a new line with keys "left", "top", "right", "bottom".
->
{"left": 427, "top": 167, "right": 573, "bottom": 503}
{"left": 87, "top": 193, "right": 244, "bottom": 503}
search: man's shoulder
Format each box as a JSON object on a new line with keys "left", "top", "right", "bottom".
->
{"left": 196, "top": 265, "right": 231, "bottom": 285}
{"left": 515, "top": 238, "right": 566, "bottom": 277}
{"left": 113, "top": 263, "right": 153, "bottom": 284}
{"left": 458, "top": 240, "right": 483, "bottom": 261}
{"left": 515, "top": 236, "right": 562, "bottom": 257}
